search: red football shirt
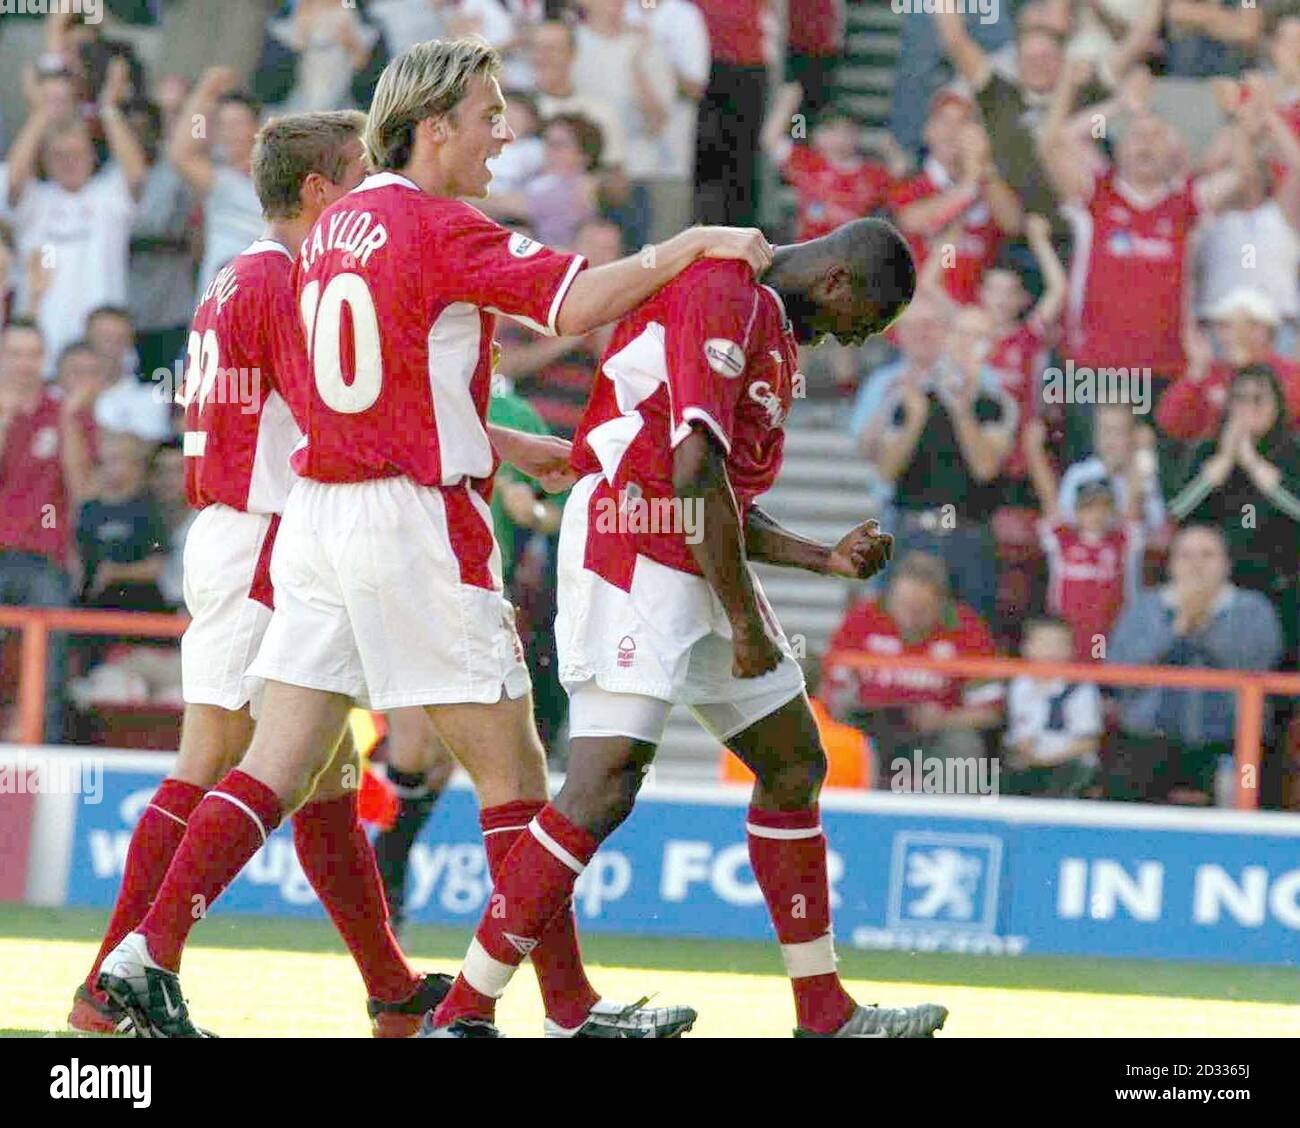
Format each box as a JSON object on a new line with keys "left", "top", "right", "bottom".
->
{"left": 781, "top": 145, "right": 892, "bottom": 242}
{"left": 695, "top": 0, "right": 766, "bottom": 65}
{"left": 821, "top": 599, "right": 1001, "bottom": 712}
{"left": 180, "top": 240, "right": 307, "bottom": 515}
{"left": 291, "top": 172, "right": 585, "bottom": 488}
{"left": 570, "top": 258, "right": 796, "bottom": 585}
{"left": 1155, "top": 353, "right": 1300, "bottom": 441}
{"left": 1063, "top": 170, "right": 1199, "bottom": 374}
{"left": 0, "top": 390, "right": 95, "bottom": 564}
{"left": 890, "top": 165, "right": 1003, "bottom": 305}
{"left": 1040, "top": 519, "right": 1143, "bottom": 660}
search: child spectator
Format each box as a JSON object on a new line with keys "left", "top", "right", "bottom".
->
{"left": 77, "top": 430, "right": 168, "bottom": 612}
{"left": 1001, "top": 617, "right": 1103, "bottom": 798}
{"left": 760, "top": 82, "right": 901, "bottom": 243}
{"left": 1054, "top": 403, "right": 1165, "bottom": 534}
{"left": 1025, "top": 416, "right": 1146, "bottom": 660}
{"left": 481, "top": 113, "right": 601, "bottom": 249}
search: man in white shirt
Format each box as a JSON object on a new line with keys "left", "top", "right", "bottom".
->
{"left": 1, "top": 62, "right": 146, "bottom": 374}
{"left": 624, "top": 0, "right": 711, "bottom": 243}
{"left": 571, "top": 0, "right": 674, "bottom": 248}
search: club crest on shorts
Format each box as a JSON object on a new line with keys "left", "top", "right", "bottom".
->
{"left": 508, "top": 232, "right": 543, "bottom": 259}
{"left": 704, "top": 338, "right": 745, "bottom": 379}
{"left": 616, "top": 636, "right": 637, "bottom": 668}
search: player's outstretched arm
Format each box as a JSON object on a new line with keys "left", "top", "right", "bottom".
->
{"left": 674, "top": 427, "right": 780, "bottom": 680}
{"left": 745, "top": 507, "right": 894, "bottom": 582}
{"left": 486, "top": 424, "right": 576, "bottom": 493}
{"left": 554, "top": 227, "right": 773, "bottom": 337}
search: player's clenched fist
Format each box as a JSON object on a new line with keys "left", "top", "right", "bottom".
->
{"left": 826, "top": 519, "right": 894, "bottom": 581}
{"left": 692, "top": 226, "right": 775, "bottom": 275}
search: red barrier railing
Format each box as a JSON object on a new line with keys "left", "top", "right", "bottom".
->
{"left": 1, "top": 607, "right": 1294, "bottom": 810}
{"left": 0, "top": 606, "right": 188, "bottom": 747}
{"left": 823, "top": 650, "right": 1300, "bottom": 810}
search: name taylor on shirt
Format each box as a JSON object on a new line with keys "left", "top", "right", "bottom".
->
{"left": 299, "top": 210, "right": 389, "bottom": 272}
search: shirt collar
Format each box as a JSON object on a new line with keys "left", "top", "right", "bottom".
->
{"left": 243, "top": 238, "right": 293, "bottom": 261}
{"left": 352, "top": 171, "right": 420, "bottom": 194}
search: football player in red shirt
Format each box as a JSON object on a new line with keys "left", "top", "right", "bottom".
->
{"left": 429, "top": 216, "right": 950, "bottom": 1039}
{"left": 100, "top": 38, "right": 771, "bottom": 1041}
{"left": 87, "top": 112, "right": 459, "bottom": 1038}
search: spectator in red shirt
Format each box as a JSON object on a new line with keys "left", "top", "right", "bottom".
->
{"left": 761, "top": 82, "right": 901, "bottom": 243}
{"left": 1038, "top": 63, "right": 1248, "bottom": 383}
{"left": 0, "top": 320, "right": 98, "bottom": 742}
{"left": 1158, "top": 290, "right": 1300, "bottom": 442}
{"left": 693, "top": 0, "right": 768, "bottom": 226}
{"left": 821, "top": 552, "right": 1003, "bottom": 788}
{"left": 890, "top": 94, "right": 1022, "bottom": 305}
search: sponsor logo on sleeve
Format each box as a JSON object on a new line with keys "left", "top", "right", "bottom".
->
{"left": 508, "top": 232, "right": 544, "bottom": 259}
{"left": 704, "top": 339, "right": 745, "bottom": 379}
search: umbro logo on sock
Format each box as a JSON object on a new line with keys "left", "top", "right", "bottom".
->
{"left": 503, "top": 933, "right": 538, "bottom": 956}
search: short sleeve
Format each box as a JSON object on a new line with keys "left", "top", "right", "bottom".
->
{"left": 436, "top": 203, "right": 586, "bottom": 337}
{"left": 663, "top": 262, "right": 764, "bottom": 454}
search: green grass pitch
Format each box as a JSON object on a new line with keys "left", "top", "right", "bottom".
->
{"left": 2, "top": 905, "right": 1297, "bottom": 1037}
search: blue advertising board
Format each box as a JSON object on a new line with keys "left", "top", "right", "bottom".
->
{"left": 59, "top": 756, "right": 1300, "bottom": 967}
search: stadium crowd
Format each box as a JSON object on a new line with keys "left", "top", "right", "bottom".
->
{"left": 0, "top": 0, "right": 1298, "bottom": 809}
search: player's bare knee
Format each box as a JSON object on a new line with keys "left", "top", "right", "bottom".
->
{"left": 756, "top": 744, "right": 827, "bottom": 809}
{"left": 558, "top": 740, "right": 651, "bottom": 838}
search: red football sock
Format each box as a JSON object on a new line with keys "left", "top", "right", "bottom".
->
{"left": 293, "top": 792, "right": 418, "bottom": 1003}
{"left": 747, "top": 804, "right": 856, "bottom": 1034}
{"left": 137, "top": 770, "right": 283, "bottom": 971}
{"left": 481, "top": 801, "right": 600, "bottom": 1029}
{"left": 85, "top": 778, "right": 206, "bottom": 995}
{"left": 434, "top": 804, "right": 596, "bottom": 1027}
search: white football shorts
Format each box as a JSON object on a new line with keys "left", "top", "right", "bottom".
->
{"left": 247, "top": 475, "right": 531, "bottom": 710}
{"left": 180, "top": 503, "right": 277, "bottom": 711}
{"left": 556, "top": 473, "right": 805, "bottom": 746}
